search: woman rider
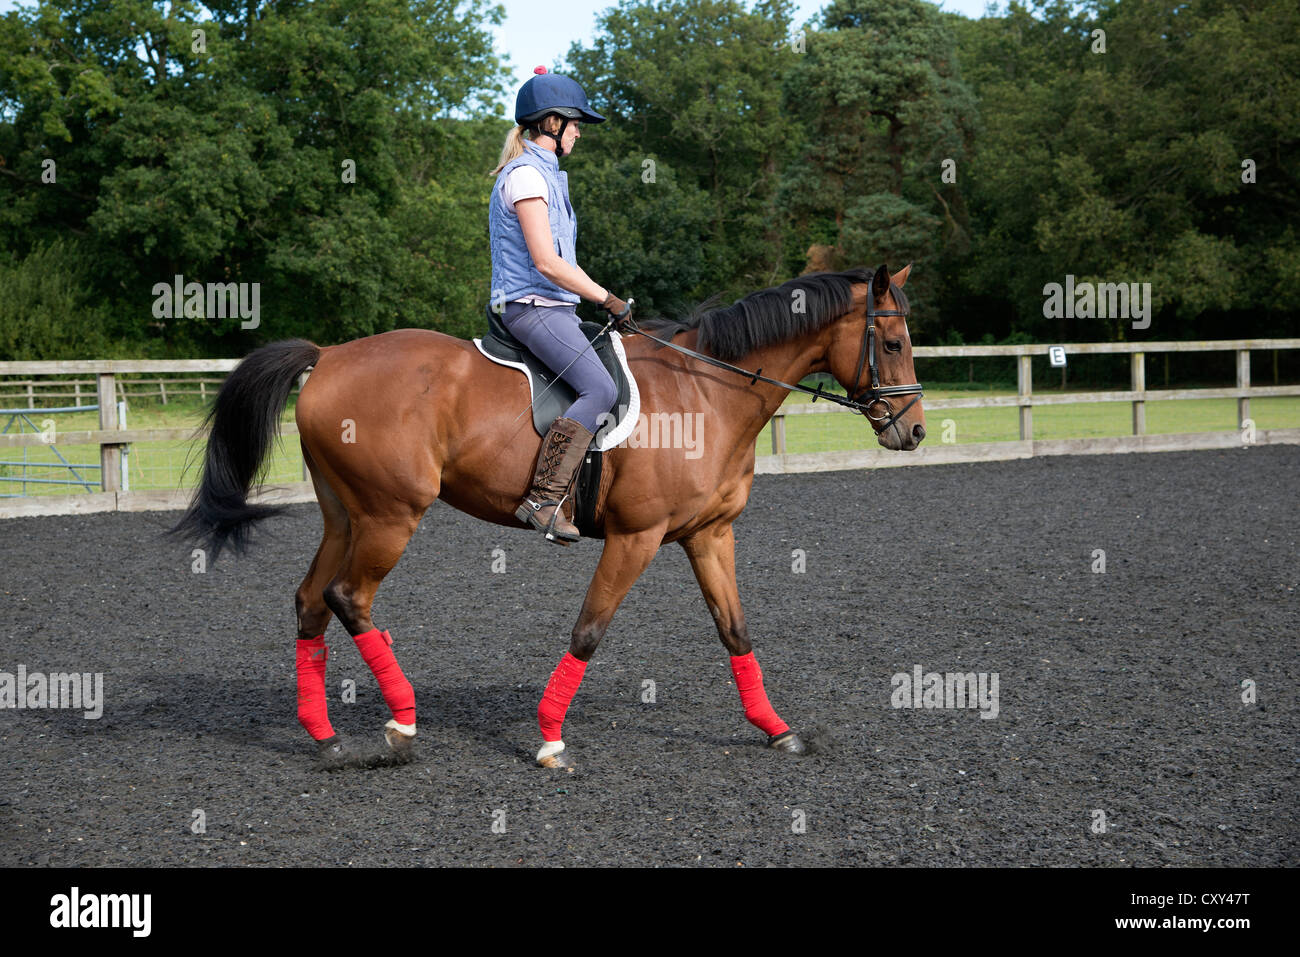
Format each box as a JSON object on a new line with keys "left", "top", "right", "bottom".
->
{"left": 489, "top": 66, "right": 631, "bottom": 544}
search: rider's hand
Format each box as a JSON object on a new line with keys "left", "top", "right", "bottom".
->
{"left": 601, "top": 291, "right": 634, "bottom": 331}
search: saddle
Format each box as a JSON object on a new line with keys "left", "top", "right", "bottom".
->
{"left": 474, "top": 303, "right": 640, "bottom": 537}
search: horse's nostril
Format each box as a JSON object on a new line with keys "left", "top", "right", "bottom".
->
{"left": 913, "top": 424, "right": 926, "bottom": 442}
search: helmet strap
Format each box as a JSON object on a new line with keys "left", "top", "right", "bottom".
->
{"left": 530, "top": 114, "right": 572, "bottom": 156}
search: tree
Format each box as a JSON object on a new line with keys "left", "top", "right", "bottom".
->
{"left": 0, "top": 0, "right": 509, "bottom": 356}
{"left": 564, "top": 0, "right": 799, "bottom": 304}
{"left": 779, "top": 0, "right": 976, "bottom": 321}
{"left": 950, "top": 0, "right": 1300, "bottom": 343}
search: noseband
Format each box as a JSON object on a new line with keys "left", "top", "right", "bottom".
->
{"left": 848, "top": 282, "right": 924, "bottom": 434}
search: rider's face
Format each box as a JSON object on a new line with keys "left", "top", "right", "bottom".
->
{"left": 561, "top": 121, "right": 581, "bottom": 155}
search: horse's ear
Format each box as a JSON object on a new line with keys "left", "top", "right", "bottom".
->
{"left": 871, "top": 264, "right": 891, "bottom": 299}
{"left": 892, "top": 263, "right": 913, "bottom": 288}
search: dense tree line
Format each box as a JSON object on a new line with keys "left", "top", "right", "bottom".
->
{"left": 0, "top": 0, "right": 1295, "bottom": 368}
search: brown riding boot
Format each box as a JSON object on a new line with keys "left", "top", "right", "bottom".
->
{"left": 515, "top": 416, "right": 594, "bottom": 544}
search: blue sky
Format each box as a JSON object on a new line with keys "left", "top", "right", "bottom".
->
{"left": 0, "top": 0, "right": 997, "bottom": 117}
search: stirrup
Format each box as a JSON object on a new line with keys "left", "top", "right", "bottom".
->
{"left": 542, "top": 494, "right": 578, "bottom": 543}
{"left": 517, "top": 415, "right": 592, "bottom": 545}
{"left": 515, "top": 494, "right": 580, "bottom": 544}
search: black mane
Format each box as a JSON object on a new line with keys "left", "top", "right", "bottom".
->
{"left": 638, "top": 269, "right": 907, "bottom": 362}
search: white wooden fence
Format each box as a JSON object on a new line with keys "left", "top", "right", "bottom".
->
{"left": 757, "top": 338, "right": 1300, "bottom": 473}
{"left": 0, "top": 375, "right": 226, "bottom": 407}
{"left": 1, "top": 340, "right": 1297, "bottom": 518}
{"left": 0, "top": 359, "right": 311, "bottom": 518}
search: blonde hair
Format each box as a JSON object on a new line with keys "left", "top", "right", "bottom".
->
{"left": 490, "top": 116, "right": 564, "bottom": 176}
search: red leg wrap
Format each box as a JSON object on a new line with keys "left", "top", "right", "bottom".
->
{"left": 353, "top": 628, "right": 416, "bottom": 726}
{"left": 296, "top": 636, "right": 335, "bottom": 741}
{"left": 538, "top": 652, "right": 588, "bottom": 742}
{"left": 730, "top": 652, "right": 789, "bottom": 737}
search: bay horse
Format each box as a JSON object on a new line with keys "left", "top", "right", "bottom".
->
{"left": 174, "top": 264, "right": 926, "bottom": 769}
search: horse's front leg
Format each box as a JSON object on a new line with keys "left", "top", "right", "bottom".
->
{"left": 535, "top": 525, "right": 664, "bottom": 769}
{"left": 680, "top": 523, "right": 805, "bottom": 754}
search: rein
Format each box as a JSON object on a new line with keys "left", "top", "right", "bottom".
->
{"left": 628, "top": 281, "right": 924, "bottom": 434}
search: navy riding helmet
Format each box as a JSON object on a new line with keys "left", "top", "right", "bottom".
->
{"left": 515, "top": 66, "right": 604, "bottom": 153}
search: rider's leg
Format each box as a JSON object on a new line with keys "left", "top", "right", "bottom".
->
{"left": 503, "top": 302, "right": 618, "bottom": 542}
{"left": 502, "top": 302, "right": 618, "bottom": 432}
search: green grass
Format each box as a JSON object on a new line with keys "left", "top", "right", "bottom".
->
{"left": 4, "top": 391, "right": 1298, "bottom": 496}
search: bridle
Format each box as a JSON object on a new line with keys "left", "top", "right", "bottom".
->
{"left": 847, "top": 280, "right": 925, "bottom": 433}
{"left": 627, "top": 279, "right": 924, "bottom": 436}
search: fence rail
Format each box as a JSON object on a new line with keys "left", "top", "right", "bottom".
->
{"left": 760, "top": 338, "right": 1300, "bottom": 469}
{"left": 1, "top": 340, "right": 1298, "bottom": 516}
{"left": 0, "top": 373, "right": 231, "bottom": 407}
{"left": 0, "top": 378, "right": 228, "bottom": 407}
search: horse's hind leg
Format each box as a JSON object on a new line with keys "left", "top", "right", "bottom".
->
{"left": 323, "top": 508, "right": 426, "bottom": 760}
{"left": 680, "top": 523, "right": 805, "bottom": 754}
{"left": 294, "top": 451, "right": 352, "bottom": 762}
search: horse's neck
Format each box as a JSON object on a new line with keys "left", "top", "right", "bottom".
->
{"left": 668, "top": 327, "right": 829, "bottom": 449}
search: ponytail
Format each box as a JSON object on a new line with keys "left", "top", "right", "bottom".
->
{"left": 491, "top": 125, "right": 528, "bottom": 176}
{"left": 490, "top": 116, "right": 566, "bottom": 175}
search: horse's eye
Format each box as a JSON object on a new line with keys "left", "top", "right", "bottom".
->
{"left": 885, "top": 339, "right": 902, "bottom": 354}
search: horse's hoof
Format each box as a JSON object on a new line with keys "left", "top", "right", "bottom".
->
{"left": 316, "top": 735, "right": 351, "bottom": 769}
{"left": 539, "top": 750, "right": 576, "bottom": 770}
{"left": 767, "top": 730, "right": 807, "bottom": 754}
{"left": 384, "top": 720, "right": 417, "bottom": 762}
{"left": 536, "top": 741, "right": 576, "bottom": 771}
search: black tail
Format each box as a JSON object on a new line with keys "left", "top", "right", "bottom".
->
{"left": 172, "top": 339, "right": 321, "bottom": 561}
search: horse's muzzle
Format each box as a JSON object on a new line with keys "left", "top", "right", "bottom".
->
{"left": 877, "top": 419, "right": 926, "bottom": 452}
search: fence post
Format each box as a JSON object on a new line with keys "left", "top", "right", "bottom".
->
{"left": 1131, "top": 352, "right": 1146, "bottom": 435}
{"left": 1237, "top": 349, "right": 1250, "bottom": 427}
{"left": 771, "top": 410, "right": 786, "bottom": 455}
{"left": 98, "top": 372, "right": 121, "bottom": 492}
{"left": 1017, "top": 354, "right": 1033, "bottom": 440}
{"left": 118, "top": 400, "right": 129, "bottom": 491}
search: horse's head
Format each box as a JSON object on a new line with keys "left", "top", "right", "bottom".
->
{"left": 826, "top": 263, "right": 926, "bottom": 451}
